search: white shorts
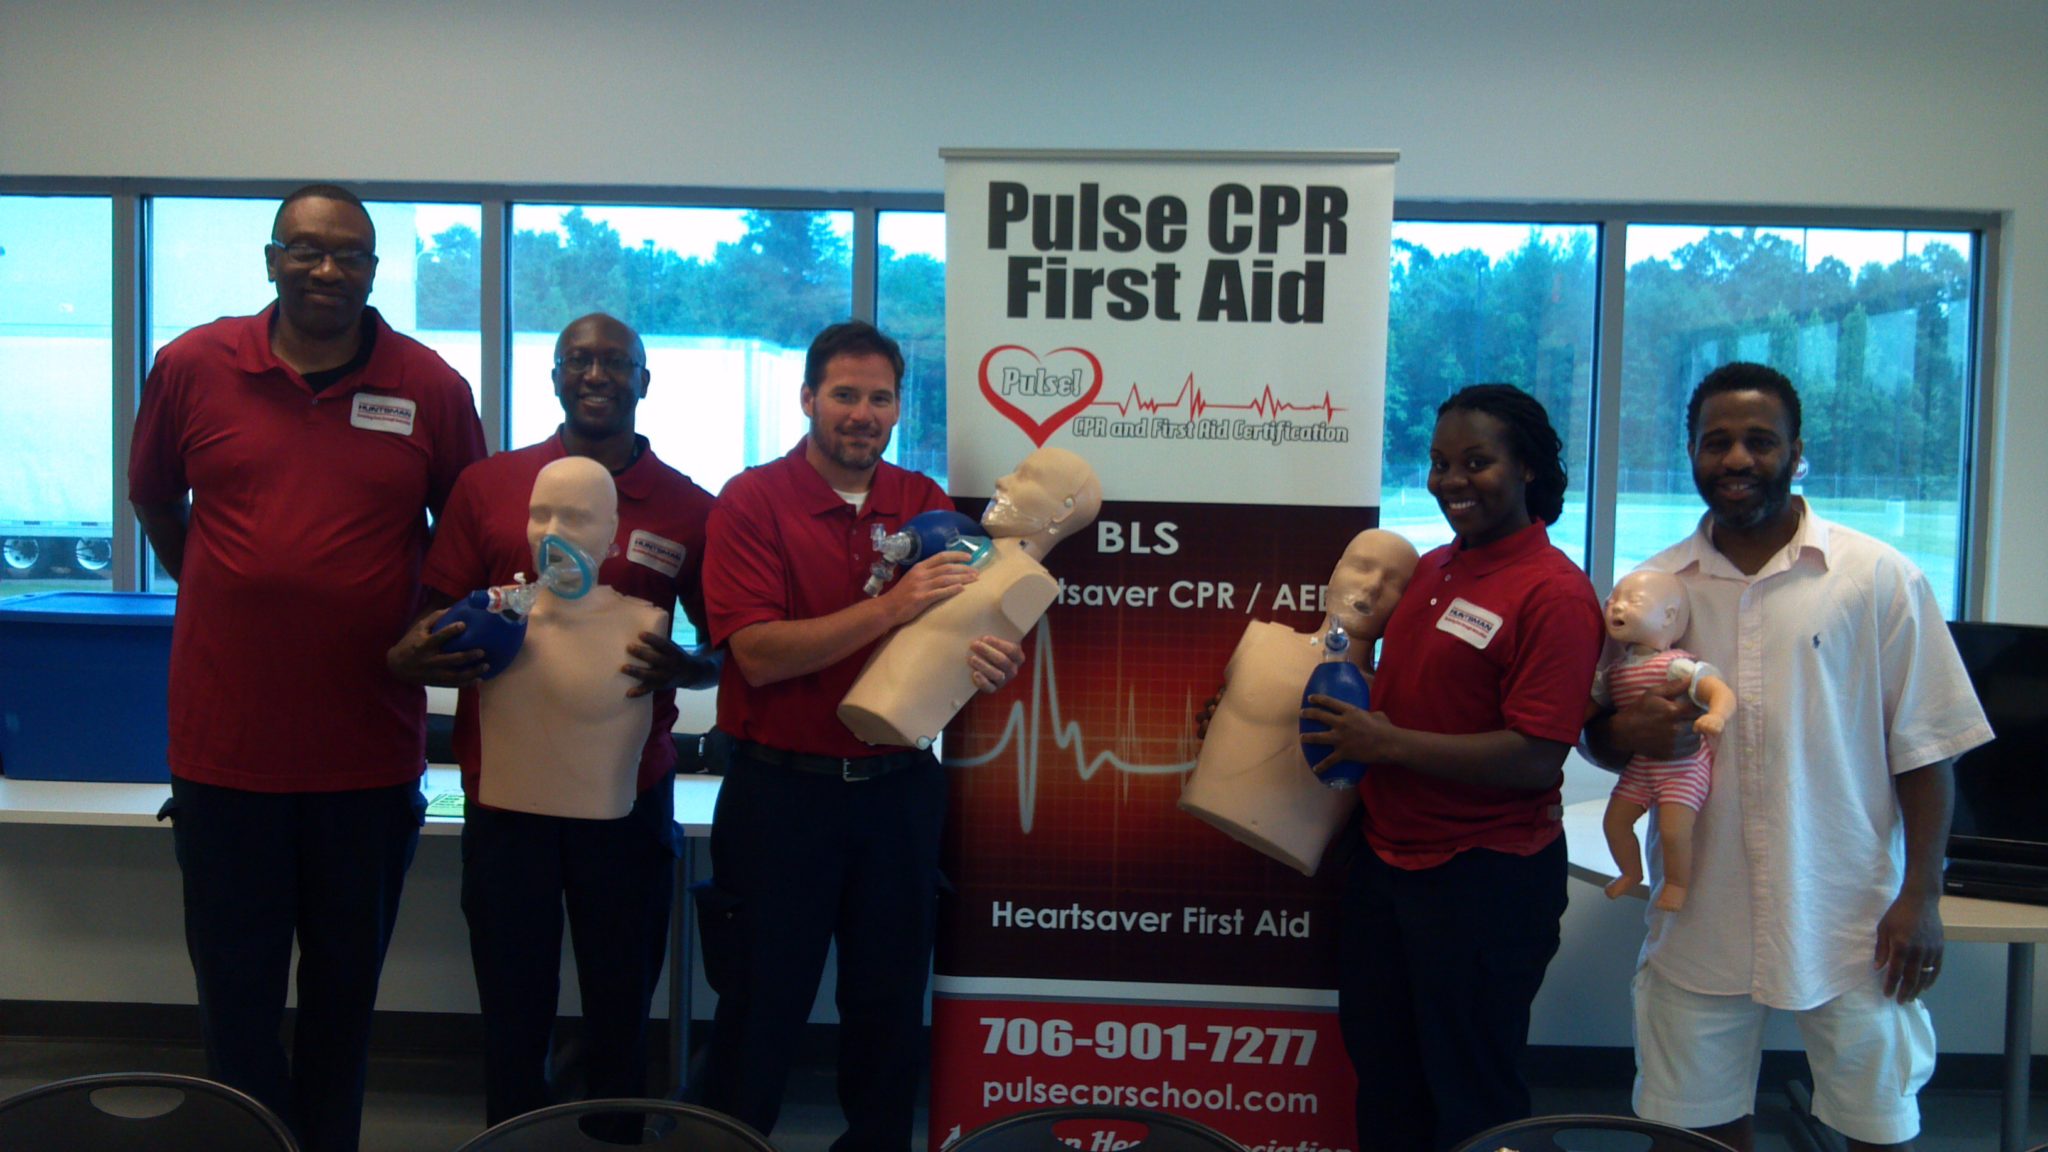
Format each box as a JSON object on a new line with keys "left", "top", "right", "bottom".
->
{"left": 1630, "top": 963, "right": 1935, "bottom": 1146}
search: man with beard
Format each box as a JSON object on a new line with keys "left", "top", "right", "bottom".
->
{"left": 129, "top": 184, "right": 486, "bottom": 1152}
{"left": 1585, "top": 362, "right": 1989, "bottom": 1152}
{"left": 698, "top": 320, "right": 1025, "bottom": 1151}
{"left": 387, "top": 312, "right": 718, "bottom": 1128}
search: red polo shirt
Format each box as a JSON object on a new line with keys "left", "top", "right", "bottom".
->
{"left": 703, "top": 441, "right": 951, "bottom": 759}
{"left": 129, "top": 305, "right": 486, "bottom": 791}
{"left": 422, "top": 433, "right": 715, "bottom": 798}
{"left": 1360, "top": 521, "right": 1603, "bottom": 867}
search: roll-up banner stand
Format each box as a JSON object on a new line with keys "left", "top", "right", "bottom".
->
{"left": 933, "top": 149, "right": 1397, "bottom": 1152}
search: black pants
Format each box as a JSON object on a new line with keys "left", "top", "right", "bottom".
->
{"left": 1338, "top": 835, "right": 1568, "bottom": 1152}
{"left": 460, "top": 779, "right": 678, "bottom": 1127}
{"left": 700, "top": 748, "right": 945, "bottom": 1152}
{"left": 165, "top": 776, "right": 424, "bottom": 1152}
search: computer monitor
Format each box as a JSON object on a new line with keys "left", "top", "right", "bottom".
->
{"left": 1943, "top": 621, "right": 2048, "bottom": 899}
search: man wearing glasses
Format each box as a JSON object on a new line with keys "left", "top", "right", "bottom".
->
{"left": 130, "top": 184, "right": 487, "bottom": 1152}
{"left": 388, "top": 312, "right": 719, "bottom": 1129}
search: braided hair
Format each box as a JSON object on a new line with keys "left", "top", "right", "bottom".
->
{"left": 1436, "top": 383, "right": 1568, "bottom": 525}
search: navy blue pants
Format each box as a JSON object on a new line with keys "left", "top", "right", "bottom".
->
{"left": 701, "top": 749, "right": 945, "bottom": 1152}
{"left": 460, "top": 779, "right": 678, "bottom": 1127}
{"left": 1337, "top": 835, "right": 1568, "bottom": 1152}
{"left": 165, "top": 776, "right": 425, "bottom": 1152}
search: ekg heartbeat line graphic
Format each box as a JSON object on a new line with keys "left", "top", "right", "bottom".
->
{"left": 1089, "top": 372, "right": 1346, "bottom": 423}
{"left": 944, "top": 616, "right": 1196, "bottom": 834}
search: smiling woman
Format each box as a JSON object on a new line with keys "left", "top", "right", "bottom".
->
{"left": 1381, "top": 221, "right": 1598, "bottom": 566}
{"left": 1427, "top": 406, "right": 1534, "bottom": 549}
{"left": 1308, "top": 381, "right": 1604, "bottom": 1152}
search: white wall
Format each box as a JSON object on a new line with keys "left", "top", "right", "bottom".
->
{"left": 4, "top": 0, "right": 2044, "bottom": 1054}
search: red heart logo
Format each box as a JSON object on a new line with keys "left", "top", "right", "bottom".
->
{"left": 977, "top": 344, "right": 1104, "bottom": 447}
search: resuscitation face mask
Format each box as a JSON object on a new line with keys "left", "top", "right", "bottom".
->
{"left": 533, "top": 532, "right": 598, "bottom": 601}
{"left": 982, "top": 486, "right": 1031, "bottom": 530}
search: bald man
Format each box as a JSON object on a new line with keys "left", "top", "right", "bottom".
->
{"left": 391, "top": 313, "right": 719, "bottom": 1127}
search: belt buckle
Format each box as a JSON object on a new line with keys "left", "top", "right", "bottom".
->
{"left": 841, "top": 758, "right": 865, "bottom": 783}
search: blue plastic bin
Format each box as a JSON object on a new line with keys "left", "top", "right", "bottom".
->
{"left": 0, "top": 591, "right": 176, "bottom": 782}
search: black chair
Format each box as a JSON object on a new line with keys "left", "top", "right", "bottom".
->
{"left": 0, "top": 1071, "right": 300, "bottom": 1151}
{"left": 1450, "top": 1113, "right": 1738, "bottom": 1152}
{"left": 452, "top": 1098, "right": 777, "bottom": 1151}
{"left": 950, "top": 1106, "right": 1246, "bottom": 1152}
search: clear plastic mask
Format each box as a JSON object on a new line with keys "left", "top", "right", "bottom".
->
{"left": 534, "top": 532, "right": 598, "bottom": 601}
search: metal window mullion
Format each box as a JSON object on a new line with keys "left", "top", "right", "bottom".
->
{"left": 1963, "top": 221, "right": 2004, "bottom": 621}
{"left": 1585, "top": 216, "right": 1629, "bottom": 597}
{"left": 111, "top": 194, "right": 145, "bottom": 591}
{"left": 852, "top": 200, "right": 879, "bottom": 322}
{"left": 480, "top": 198, "right": 509, "bottom": 453}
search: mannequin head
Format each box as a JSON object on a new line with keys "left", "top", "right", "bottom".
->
{"left": 982, "top": 447, "right": 1103, "bottom": 558}
{"left": 1323, "top": 529, "right": 1419, "bottom": 643}
{"left": 1606, "top": 569, "right": 1689, "bottom": 649}
{"left": 526, "top": 456, "right": 618, "bottom": 599}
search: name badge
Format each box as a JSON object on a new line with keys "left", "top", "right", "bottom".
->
{"left": 627, "top": 529, "right": 685, "bottom": 578}
{"left": 1435, "top": 597, "right": 1503, "bottom": 650}
{"left": 350, "top": 393, "right": 417, "bottom": 435}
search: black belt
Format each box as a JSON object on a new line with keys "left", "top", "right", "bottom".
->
{"left": 731, "top": 739, "right": 929, "bottom": 782}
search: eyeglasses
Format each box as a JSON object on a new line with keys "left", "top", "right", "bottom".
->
{"left": 269, "top": 242, "right": 377, "bottom": 273}
{"left": 556, "top": 352, "right": 644, "bottom": 379}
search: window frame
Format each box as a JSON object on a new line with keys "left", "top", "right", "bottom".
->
{"left": 1401, "top": 201, "right": 1998, "bottom": 615}
{"left": 0, "top": 177, "right": 1999, "bottom": 618}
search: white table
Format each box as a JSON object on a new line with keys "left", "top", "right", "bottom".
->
{"left": 0, "top": 767, "right": 724, "bottom": 1097}
{"left": 1562, "top": 799, "right": 2048, "bottom": 1152}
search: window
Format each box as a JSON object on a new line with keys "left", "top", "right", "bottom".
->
{"left": 877, "top": 210, "right": 949, "bottom": 487}
{"left": 1383, "top": 222, "right": 1599, "bottom": 564}
{"left": 504, "top": 204, "right": 856, "bottom": 646}
{"left": 1616, "top": 225, "right": 1976, "bottom": 614}
{"left": 140, "top": 198, "right": 485, "bottom": 590}
{"left": 150, "top": 197, "right": 483, "bottom": 405}
{"left": 506, "top": 204, "right": 853, "bottom": 497}
{"left": 2, "top": 177, "right": 1991, "bottom": 615}
{"left": 0, "top": 195, "right": 113, "bottom": 595}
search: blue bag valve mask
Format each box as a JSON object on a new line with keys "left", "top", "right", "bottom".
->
{"left": 1300, "top": 622, "right": 1372, "bottom": 789}
{"left": 863, "top": 509, "right": 991, "bottom": 597}
{"left": 429, "top": 533, "right": 601, "bottom": 680}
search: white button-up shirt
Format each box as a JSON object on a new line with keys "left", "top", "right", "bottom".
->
{"left": 1635, "top": 502, "right": 1991, "bottom": 1010}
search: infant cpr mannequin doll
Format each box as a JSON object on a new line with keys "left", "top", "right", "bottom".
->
{"left": 479, "top": 456, "right": 668, "bottom": 820}
{"left": 838, "top": 446, "right": 1101, "bottom": 749}
{"left": 1595, "top": 568, "right": 1736, "bottom": 912}
{"left": 1181, "top": 529, "right": 1418, "bottom": 875}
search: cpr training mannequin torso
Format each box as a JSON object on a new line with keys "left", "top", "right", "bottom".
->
{"left": 480, "top": 456, "right": 667, "bottom": 819}
{"left": 1181, "top": 528, "right": 1419, "bottom": 875}
{"left": 838, "top": 446, "right": 1102, "bottom": 749}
